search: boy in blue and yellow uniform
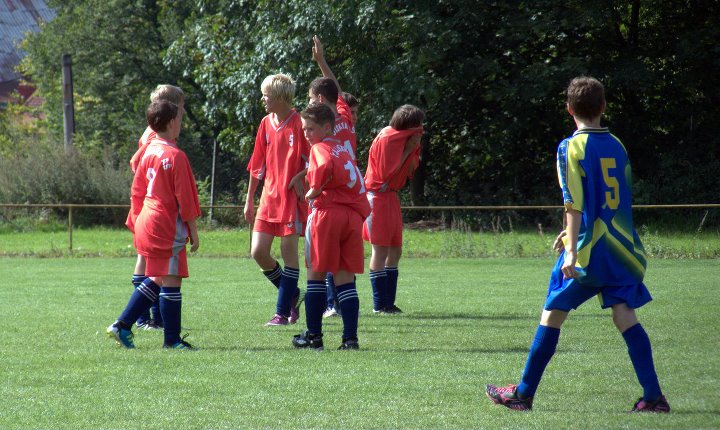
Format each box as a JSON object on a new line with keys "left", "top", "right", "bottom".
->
{"left": 486, "top": 77, "right": 669, "bottom": 413}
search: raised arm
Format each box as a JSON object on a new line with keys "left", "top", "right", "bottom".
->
{"left": 312, "top": 35, "right": 342, "bottom": 93}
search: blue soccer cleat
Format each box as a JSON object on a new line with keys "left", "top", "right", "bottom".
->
{"left": 107, "top": 323, "right": 135, "bottom": 349}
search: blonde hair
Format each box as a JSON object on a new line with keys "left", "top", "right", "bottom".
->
{"left": 261, "top": 74, "right": 296, "bottom": 106}
{"left": 150, "top": 84, "right": 185, "bottom": 105}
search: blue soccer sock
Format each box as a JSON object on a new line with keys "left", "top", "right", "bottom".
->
{"left": 262, "top": 261, "right": 282, "bottom": 289}
{"left": 622, "top": 323, "right": 662, "bottom": 401}
{"left": 119, "top": 278, "right": 160, "bottom": 327}
{"left": 369, "top": 270, "right": 388, "bottom": 311}
{"left": 326, "top": 273, "right": 337, "bottom": 309}
{"left": 385, "top": 266, "right": 399, "bottom": 306}
{"left": 277, "top": 266, "right": 299, "bottom": 317}
{"left": 159, "top": 287, "right": 182, "bottom": 346}
{"left": 304, "top": 280, "right": 326, "bottom": 335}
{"left": 336, "top": 282, "right": 360, "bottom": 340}
{"left": 517, "top": 325, "right": 561, "bottom": 398}
{"left": 132, "top": 274, "right": 151, "bottom": 324}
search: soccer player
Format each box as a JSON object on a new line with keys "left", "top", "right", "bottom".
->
{"left": 363, "top": 105, "right": 424, "bottom": 314}
{"left": 309, "top": 36, "right": 360, "bottom": 320}
{"left": 485, "top": 77, "right": 669, "bottom": 412}
{"left": 244, "top": 73, "right": 309, "bottom": 326}
{"left": 127, "top": 84, "right": 185, "bottom": 331}
{"left": 292, "top": 102, "right": 370, "bottom": 351}
{"left": 108, "top": 99, "right": 201, "bottom": 349}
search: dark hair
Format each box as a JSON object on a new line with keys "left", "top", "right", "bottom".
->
{"left": 341, "top": 91, "right": 359, "bottom": 108}
{"left": 309, "top": 77, "right": 338, "bottom": 104}
{"left": 301, "top": 102, "right": 335, "bottom": 129}
{"left": 566, "top": 76, "right": 605, "bottom": 120}
{"left": 389, "top": 104, "right": 425, "bottom": 130}
{"left": 146, "top": 100, "right": 178, "bottom": 133}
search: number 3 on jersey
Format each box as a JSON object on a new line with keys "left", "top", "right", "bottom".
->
{"left": 146, "top": 167, "right": 156, "bottom": 197}
{"left": 600, "top": 158, "right": 619, "bottom": 210}
{"left": 343, "top": 161, "right": 366, "bottom": 193}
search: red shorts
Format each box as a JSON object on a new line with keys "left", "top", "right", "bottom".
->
{"left": 144, "top": 248, "right": 189, "bottom": 278}
{"left": 254, "top": 218, "right": 305, "bottom": 237}
{"left": 305, "top": 206, "right": 365, "bottom": 274}
{"left": 362, "top": 191, "right": 402, "bottom": 246}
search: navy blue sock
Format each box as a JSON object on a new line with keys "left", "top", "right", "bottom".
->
{"left": 622, "top": 323, "right": 662, "bottom": 401}
{"left": 385, "top": 266, "right": 398, "bottom": 306}
{"left": 119, "top": 278, "right": 159, "bottom": 327}
{"left": 305, "top": 280, "right": 325, "bottom": 335}
{"left": 277, "top": 267, "right": 299, "bottom": 317}
{"left": 262, "top": 261, "right": 282, "bottom": 289}
{"left": 517, "top": 325, "right": 561, "bottom": 398}
{"left": 369, "top": 270, "right": 388, "bottom": 311}
{"left": 326, "top": 273, "right": 337, "bottom": 308}
{"left": 150, "top": 299, "right": 162, "bottom": 324}
{"left": 336, "top": 282, "right": 360, "bottom": 340}
{"left": 132, "top": 274, "right": 151, "bottom": 324}
{"left": 159, "top": 287, "right": 182, "bottom": 346}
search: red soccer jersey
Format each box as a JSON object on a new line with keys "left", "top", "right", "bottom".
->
{"left": 247, "top": 110, "right": 310, "bottom": 224}
{"left": 307, "top": 137, "right": 370, "bottom": 219}
{"left": 129, "top": 126, "right": 157, "bottom": 173}
{"left": 128, "top": 138, "right": 201, "bottom": 258}
{"left": 364, "top": 126, "right": 423, "bottom": 192}
{"left": 333, "top": 96, "right": 357, "bottom": 160}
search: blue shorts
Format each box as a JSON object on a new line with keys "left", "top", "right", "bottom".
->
{"left": 544, "top": 253, "right": 653, "bottom": 311}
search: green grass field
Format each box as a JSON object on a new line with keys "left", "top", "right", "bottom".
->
{"left": 1, "top": 254, "right": 719, "bottom": 429}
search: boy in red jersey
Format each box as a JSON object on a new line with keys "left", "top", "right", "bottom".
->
{"left": 245, "top": 74, "right": 310, "bottom": 326}
{"left": 108, "top": 99, "right": 201, "bottom": 349}
{"left": 127, "top": 84, "right": 185, "bottom": 331}
{"left": 363, "top": 105, "right": 424, "bottom": 314}
{"left": 292, "top": 102, "right": 370, "bottom": 351}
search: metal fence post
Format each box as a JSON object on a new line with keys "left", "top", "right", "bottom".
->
{"left": 68, "top": 205, "right": 73, "bottom": 255}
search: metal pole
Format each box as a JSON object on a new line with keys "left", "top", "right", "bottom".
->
{"left": 209, "top": 138, "right": 217, "bottom": 223}
{"left": 62, "top": 54, "right": 75, "bottom": 151}
{"left": 68, "top": 206, "right": 73, "bottom": 255}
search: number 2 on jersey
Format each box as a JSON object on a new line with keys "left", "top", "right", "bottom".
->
{"left": 600, "top": 158, "right": 619, "bottom": 209}
{"left": 343, "top": 161, "right": 366, "bottom": 193}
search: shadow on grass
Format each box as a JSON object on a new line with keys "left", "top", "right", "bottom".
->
{"left": 405, "top": 313, "right": 534, "bottom": 321}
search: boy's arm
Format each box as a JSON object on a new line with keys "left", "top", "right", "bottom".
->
{"left": 187, "top": 218, "right": 199, "bottom": 252}
{"left": 244, "top": 175, "right": 260, "bottom": 225}
{"left": 561, "top": 209, "right": 582, "bottom": 279}
{"left": 312, "top": 35, "right": 341, "bottom": 93}
{"left": 288, "top": 168, "right": 308, "bottom": 198}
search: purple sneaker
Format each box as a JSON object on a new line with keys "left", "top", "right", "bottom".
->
{"left": 266, "top": 314, "right": 289, "bottom": 326}
{"left": 631, "top": 395, "right": 670, "bottom": 413}
{"left": 485, "top": 384, "right": 533, "bottom": 411}
{"left": 289, "top": 294, "right": 302, "bottom": 324}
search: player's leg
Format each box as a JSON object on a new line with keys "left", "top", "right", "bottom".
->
{"left": 369, "top": 244, "right": 390, "bottom": 313}
{"left": 157, "top": 274, "right": 192, "bottom": 349}
{"left": 251, "top": 229, "right": 282, "bottom": 287}
{"left": 612, "top": 303, "right": 668, "bottom": 412}
{"left": 323, "top": 272, "right": 340, "bottom": 317}
{"left": 384, "top": 246, "right": 402, "bottom": 313}
{"left": 132, "top": 254, "right": 152, "bottom": 328}
{"left": 277, "top": 234, "right": 301, "bottom": 324}
{"left": 334, "top": 270, "right": 360, "bottom": 350}
{"left": 292, "top": 267, "right": 325, "bottom": 350}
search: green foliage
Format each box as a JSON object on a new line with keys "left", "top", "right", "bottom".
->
{"left": 12, "top": 0, "right": 720, "bottom": 212}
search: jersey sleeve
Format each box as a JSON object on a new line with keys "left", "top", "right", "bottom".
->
{"left": 247, "top": 118, "right": 268, "bottom": 180}
{"left": 556, "top": 138, "right": 585, "bottom": 212}
{"left": 174, "top": 152, "right": 202, "bottom": 222}
{"left": 307, "top": 145, "right": 332, "bottom": 191}
{"left": 336, "top": 96, "right": 353, "bottom": 127}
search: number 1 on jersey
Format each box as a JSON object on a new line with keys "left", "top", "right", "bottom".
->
{"left": 343, "top": 161, "right": 366, "bottom": 193}
{"left": 146, "top": 167, "right": 156, "bottom": 197}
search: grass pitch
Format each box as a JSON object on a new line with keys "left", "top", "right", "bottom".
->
{"left": 1, "top": 256, "right": 718, "bottom": 429}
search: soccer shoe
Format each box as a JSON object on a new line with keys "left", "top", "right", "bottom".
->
{"left": 289, "top": 294, "right": 303, "bottom": 324}
{"left": 372, "top": 308, "right": 387, "bottom": 314}
{"left": 266, "top": 314, "right": 289, "bottom": 326}
{"left": 338, "top": 337, "right": 359, "bottom": 350}
{"left": 485, "top": 384, "right": 533, "bottom": 411}
{"left": 385, "top": 305, "right": 403, "bottom": 314}
{"left": 323, "top": 307, "right": 340, "bottom": 318}
{"left": 107, "top": 323, "right": 135, "bottom": 349}
{"left": 164, "top": 335, "right": 196, "bottom": 350}
{"left": 137, "top": 319, "right": 164, "bottom": 331}
{"left": 292, "top": 330, "right": 324, "bottom": 351}
{"left": 631, "top": 395, "right": 670, "bottom": 413}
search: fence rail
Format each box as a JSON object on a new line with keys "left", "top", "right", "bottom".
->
{"left": 1, "top": 203, "right": 718, "bottom": 254}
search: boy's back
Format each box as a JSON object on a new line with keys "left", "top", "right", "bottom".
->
{"left": 557, "top": 127, "right": 647, "bottom": 287}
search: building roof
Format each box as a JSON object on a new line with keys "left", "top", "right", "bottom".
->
{"left": 0, "top": 0, "right": 54, "bottom": 83}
